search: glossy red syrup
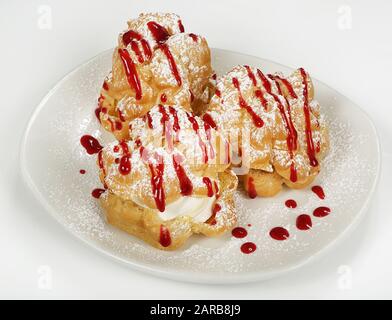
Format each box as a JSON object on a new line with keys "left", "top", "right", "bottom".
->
{"left": 270, "top": 74, "right": 298, "bottom": 99}
{"left": 102, "top": 81, "right": 109, "bottom": 91}
{"left": 92, "top": 188, "right": 105, "bottom": 199}
{"left": 202, "top": 113, "right": 217, "bottom": 129}
{"left": 159, "top": 225, "right": 172, "bottom": 247}
{"left": 118, "top": 48, "right": 142, "bottom": 100}
{"left": 94, "top": 107, "right": 102, "bottom": 122}
{"left": 147, "top": 21, "right": 170, "bottom": 44}
{"left": 285, "top": 199, "right": 297, "bottom": 208}
{"left": 186, "top": 113, "right": 208, "bottom": 163}
{"left": 231, "top": 227, "right": 248, "bottom": 238}
{"left": 140, "top": 39, "right": 152, "bottom": 60}
{"left": 189, "top": 33, "right": 198, "bottom": 42}
{"left": 160, "top": 93, "right": 167, "bottom": 103}
{"left": 122, "top": 30, "right": 152, "bottom": 61}
{"left": 296, "top": 214, "right": 312, "bottom": 230}
{"left": 118, "top": 141, "right": 131, "bottom": 175}
{"left": 215, "top": 89, "right": 221, "bottom": 97}
{"left": 313, "top": 206, "right": 331, "bottom": 218}
{"left": 269, "top": 227, "right": 290, "bottom": 240}
{"left": 146, "top": 112, "right": 153, "bottom": 129}
{"left": 255, "top": 89, "right": 268, "bottom": 111}
{"left": 311, "top": 185, "right": 325, "bottom": 199}
{"left": 299, "top": 68, "right": 318, "bottom": 167}
{"left": 130, "top": 41, "right": 144, "bottom": 63}
{"left": 208, "top": 203, "right": 221, "bottom": 225}
{"left": 97, "top": 150, "right": 105, "bottom": 176}
{"left": 202, "top": 177, "right": 214, "bottom": 197}
{"left": 79, "top": 169, "right": 86, "bottom": 174}
{"left": 247, "top": 177, "right": 257, "bottom": 199}
{"left": 244, "top": 65, "right": 257, "bottom": 86}
{"left": 148, "top": 153, "right": 166, "bottom": 212}
{"left": 232, "top": 77, "right": 264, "bottom": 128}
{"left": 168, "top": 106, "right": 180, "bottom": 136}
{"left": 241, "top": 242, "right": 257, "bottom": 254}
{"left": 172, "top": 154, "right": 193, "bottom": 196}
{"left": 122, "top": 30, "right": 142, "bottom": 44}
{"left": 80, "top": 135, "right": 103, "bottom": 155}
{"left": 178, "top": 20, "right": 185, "bottom": 32}
{"left": 160, "top": 44, "right": 182, "bottom": 86}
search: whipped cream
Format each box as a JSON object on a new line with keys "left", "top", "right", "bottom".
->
{"left": 159, "top": 196, "right": 215, "bottom": 222}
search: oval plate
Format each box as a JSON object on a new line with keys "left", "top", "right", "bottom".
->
{"left": 20, "top": 48, "right": 380, "bottom": 284}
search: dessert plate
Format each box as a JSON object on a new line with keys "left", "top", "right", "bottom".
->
{"left": 20, "top": 49, "right": 380, "bottom": 284}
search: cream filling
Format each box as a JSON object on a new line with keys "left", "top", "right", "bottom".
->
{"left": 133, "top": 196, "right": 215, "bottom": 222}
{"left": 159, "top": 196, "right": 215, "bottom": 222}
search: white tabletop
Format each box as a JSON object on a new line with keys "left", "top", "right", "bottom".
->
{"left": 1, "top": 0, "right": 391, "bottom": 299}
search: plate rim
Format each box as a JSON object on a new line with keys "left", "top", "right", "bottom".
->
{"left": 19, "top": 48, "right": 382, "bottom": 284}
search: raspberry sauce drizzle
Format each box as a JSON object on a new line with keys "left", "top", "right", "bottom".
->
{"left": 202, "top": 113, "right": 217, "bottom": 129}
{"left": 207, "top": 203, "right": 221, "bottom": 225}
{"left": 202, "top": 177, "right": 214, "bottom": 197}
{"left": 118, "top": 48, "right": 142, "bottom": 100}
{"left": 130, "top": 41, "right": 144, "bottom": 63}
{"left": 247, "top": 177, "right": 257, "bottom": 199}
{"left": 299, "top": 68, "right": 318, "bottom": 167}
{"left": 285, "top": 199, "right": 297, "bottom": 208}
{"left": 159, "top": 225, "right": 171, "bottom": 247}
{"left": 80, "top": 135, "right": 103, "bottom": 155}
{"left": 241, "top": 242, "right": 257, "bottom": 254}
{"left": 147, "top": 21, "right": 170, "bottom": 44}
{"left": 118, "top": 141, "right": 131, "bottom": 175}
{"left": 178, "top": 20, "right": 185, "bottom": 32}
{"left": 311, "top": 185, "right": 325, "bottom": 199}
{"left": 172, "top": 154, "right": 193, "bottom": 196}
{"left": 92, "top": 188, "right": 105, "bottom": 199}
{"left": 79, "top": 169, "right": 86, "bottom": 174}
{"left": 296, "top": 214, "right": 312, "bottom": 230}
{"left": 189, "top": 33, "right": 198, "bottom": 42}
{"left": 160, "top": 44, "right": 182, "bottom": 86}
{"left": 232, "top": 77, "right": 264, "bottom": 128}
{"left": 270, "top": 227, "right": 290, "bottom": 240}
{"left": 232, "top": 227, "right": 248, "bottom": 238}
{"left": 122, "top": 30, "right": 152, "bottom": 61}
{"left": 313, "top": 206, "right": 331, "bottom": 217}
{"left": 148, "top": 153, "right": 166, "bottom": 212}
{"left": 270, "top": 74, "right": 298, "bottom": 99}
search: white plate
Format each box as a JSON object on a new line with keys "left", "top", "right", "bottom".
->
{"left": 20, "top": 48, "right": 380, "bottom": 284}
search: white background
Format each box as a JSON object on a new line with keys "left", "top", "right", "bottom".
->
{"left": 0, "top": 0, "right": 391, "bottom": 299}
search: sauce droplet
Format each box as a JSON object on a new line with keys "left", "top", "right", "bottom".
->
{"left": 159, "top": 225, "right": 171, "bottom": 247}
{"left": 285, "top": 199, "right": 297, "bottom": 208}
{"left": 232, "top": 227, "right": 248, "bottom": 238}
{"left": 79, "top": 169, "right": 86, "bottom": 174}
{"left": 269, "top": 227, "right": 290, "bottom": 241}
{"left": 247, "top": 177, "right": 257, "bottom": 199}
{"left": 241, "top": 242, "right": 257, "bottom": 254}
{"left": 92, "top": 188, "right": 105, "bottom": 199}
{"left": 80, "top": 135, "right": 103, "bottom": 155}
{"left": 313, "top": 206, "right": 331, "bottom": 218}
{"left": 311, "top": 185, "right": 325, "bottom": 200}
{"left": 296, "top": 214, "right": 312, "bottom": 230}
